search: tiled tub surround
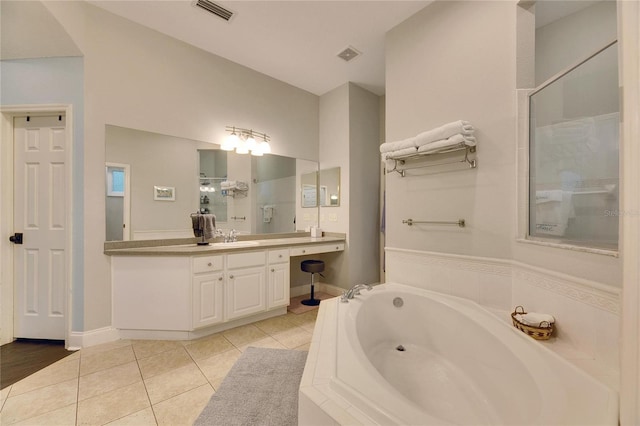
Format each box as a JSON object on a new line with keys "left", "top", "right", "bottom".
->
{"left": 105, "top": 235, "right": 345, "bottom": 343}
{"left": 384, "top": 247, "right": 621, "bottom": 388}
{"left": 0, "top": 310, "right": 317, "bottom": 425}
{"left": 300, "top": 283, "right": 617, "bottom": 425}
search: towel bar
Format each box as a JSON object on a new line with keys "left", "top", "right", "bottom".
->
{"left": 402, "top": 218, "right": 466, "bottom": 228}
{"left": 387, "top": 145, "right": 476, "bottom": 177}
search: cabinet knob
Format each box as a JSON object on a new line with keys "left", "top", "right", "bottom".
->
{"left": 229, "top": 275, "right": 234, "bottom": 279}
{"left": 336, "top": 246, "right": 339, "bottom": 250}
{"left": 302, "top": 250, "right": 306, "bottom": 253}
{"left": 218, "top": 276, "right": 223, "bottom": 281}
{"left": 271, "top": 268, "right": 275, "bottom": 272}
{"left": 207, "top": 262, "right": 212, "bottom": 267}
{"left": 278, "top": 254, "right": 282, "bottom": 258}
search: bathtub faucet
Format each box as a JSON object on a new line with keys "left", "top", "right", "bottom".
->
{"left": 341, "top": 284, "right": 373, "bottom": 303}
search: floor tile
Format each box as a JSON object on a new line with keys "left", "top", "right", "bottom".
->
{"left": 287, "top": 310, "right": 318, "bottom": 327}
{"left": 132, "top": 340, "right": 184, "bottom": 360}
{"left": 152, "top": 383, "right": 214, "bottom": 426}
{"left": 184, "top": 334, "right": 234, "bottom": 360}
{"left": 106, "top": 407, "right": 157, "bottom": 425}
{"left": 0, "top": 378, "right": 77, "bottom": 425}
{"left": 77, "top": 381, "right": 150, "bottom": 425}
{"left": 295, "top": 343, "right": 312, "bottom": 351}
{"left": 10, "top": 358, "right": 79, "bottom": 396}
{"left": 79, "top": 340, "right": 132, "bottom": 358}
{"left": 272, "top": 327, "right": 313, "bottom": 349}
{"left": 80, "top": 345, "right": 136, "bottom": 377}
{"left": 210, "top": 377, "right": 225, "bottom": 391}
{"left": 13, "top": 403, "right": 76, "bottom": 426}
{"left": 0, "top": 385, "right": 12, "bottom": 409}
{"left": 144, "top": 363, "right": 208, "bottom": 405}
{"left": 195, "top": 348, "right": 242, "bottom": 382}
{"left": 137, "top": 348, "right": 192, "bottom": 380}
{"left": 79, "top": 361, "right": 142, "bottom": 401}
{"left": 254, "top": 315, "right": 299, "bottom": 335}
{"left": 221, "top": 324, "right": 267, "bottom": 347}
{"left": 236, "top": 336, "right": 286, "bottom": 352}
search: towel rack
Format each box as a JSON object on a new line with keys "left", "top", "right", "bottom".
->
{"left": 402, "top": 218, "right": 466, "bottom": 228}
{"left": 387, "top": 145, "right": 476, "bottom": 177}
{"left": 231, "top": 216, "right": 246, "bottom": 221}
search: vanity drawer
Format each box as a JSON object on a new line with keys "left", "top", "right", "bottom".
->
{"left": 268, "top": 249, "right": 290, "bottom": 264}
{"left": 290, "top": 243, "right": 344, "bottom": 257}
{"left": 227, "top": 251, "right": 266, "bottom": 269}
{"left": 192, "top": 255, "right": 223, "bottom": 274}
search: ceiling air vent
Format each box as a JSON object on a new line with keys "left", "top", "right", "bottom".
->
{"left": 337, "top": 46, "right": 361, "bottom": 62}
{"left": 194, "top": 0, "right": 234, "bottom": 22}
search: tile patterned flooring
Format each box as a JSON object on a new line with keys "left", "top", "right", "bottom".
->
{"left": 0, "top": 310, "right": 318, "bottom": 426}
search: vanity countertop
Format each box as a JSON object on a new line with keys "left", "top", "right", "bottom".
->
{"left": 104, "top": 235, "right": 345, "bottom": 256}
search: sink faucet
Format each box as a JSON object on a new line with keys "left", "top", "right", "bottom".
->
{"left": 225, "top": 229, "right": 238, "bottom": 243}
{"left": 340, "top": 284, "right": 373, "bottom": 303}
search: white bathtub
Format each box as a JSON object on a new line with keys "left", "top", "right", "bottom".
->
{"left": 299, "top": 283, "right": 617, "bottom": 425}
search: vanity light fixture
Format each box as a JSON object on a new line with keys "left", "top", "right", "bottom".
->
{"left": 223, "top": 126, "right": 271, "bottom": 156}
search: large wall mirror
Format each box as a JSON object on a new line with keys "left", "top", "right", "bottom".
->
{"left": 105, "top": 125, "right": 319, "bottom": 241}
{"left": 300, "top": 167, "right": 341, "bottom": 208}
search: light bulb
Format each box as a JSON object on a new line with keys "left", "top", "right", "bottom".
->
{"left": 259, "top": 140, "right": 271, "bottom": 154}
{"left": 235, "top": 138, "right": 249, "bottom": 154}
{"left": 245, "top": 135, "right": 258, "bottom": 152}
{"left": 251, "top": 145, "right": 264, "bottom": 156}
{"left": 222, "top": 133, "right": 239, "bottom": 151}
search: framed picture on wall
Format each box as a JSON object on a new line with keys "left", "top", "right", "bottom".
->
{"left": 154, "top": 186, "right": 175, "bottom": 201}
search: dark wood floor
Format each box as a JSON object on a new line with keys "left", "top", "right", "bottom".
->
{"left": 1, "top": 339, "right": 76, "bottom": 390}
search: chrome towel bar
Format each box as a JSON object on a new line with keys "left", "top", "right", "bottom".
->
{"left": 402, "top": 218, "right": 466, "bottom": 228}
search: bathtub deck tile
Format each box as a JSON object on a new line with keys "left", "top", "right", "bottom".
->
{"left": 299, "top": 386, "right": 329, "bottom": 407}
{"left": 346, "top": 406, "right": 378, "bottom": 425}
{"left": 320, "top": 399, "right": 362, "bottom": 425}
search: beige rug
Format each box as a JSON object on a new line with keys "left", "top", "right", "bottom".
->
{"left": 194, "top": 347, "right": 306, "bottom": 426}
{"left": 287, "top": 292, "right": 334, "bottom": 314}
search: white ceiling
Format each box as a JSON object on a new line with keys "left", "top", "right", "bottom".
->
{"left": 88, "top": 0, "right": 431, "bottom": 96}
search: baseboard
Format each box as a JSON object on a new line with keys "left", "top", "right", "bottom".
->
{"left": 67, "top": 326, "right": 120, "bottom": 350}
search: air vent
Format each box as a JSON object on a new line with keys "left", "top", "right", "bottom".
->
{"left": 337, "top": 46, "right": 361, "bottom": 62}
{"left": 194, "top": 0, "right": 234, "bottom": 21}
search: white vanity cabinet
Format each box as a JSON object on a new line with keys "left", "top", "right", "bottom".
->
{"left": 224, "top": 251, "right": 267, "bottom": 321}
{"left": 109, "top": 237, "right": 345, "bottom": 339}
{"left": 192, "top": 255, "right": 224, "bottom": 329}
{"left": 267, "top": 248, "right": 290, "bottom": 309}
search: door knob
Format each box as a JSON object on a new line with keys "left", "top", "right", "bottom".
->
{"left": 9, "top": 233, "right": 23, "bottom": 244}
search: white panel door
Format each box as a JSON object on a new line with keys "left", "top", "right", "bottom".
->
{"left": 225, "top": 266, "right": 266, "bottom": 321}
{"left": 268, "top": 262, "right": 289, "bottom": 309}
{"left": 192, "top": 272, "right": 224, "bottom": 329}
{"left": 13, "top": 115, "right": 66, "bottom": 339}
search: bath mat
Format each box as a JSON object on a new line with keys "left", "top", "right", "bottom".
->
{"left": 194, "top": 347, "right": 307, "bottom": 426}
{"left": 287, "top": 292, "right": 333, "bottom": 314}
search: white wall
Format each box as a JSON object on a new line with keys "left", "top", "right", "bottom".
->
{"left": 41, "top": 1, "right": 319, "bottom": 332}
{"left": 0, "top": 56, "right": 85, "bottom": 331}
{"left": 317, "top": 82, "right": 380, "bottom": 289}
{"left": 535, "top": 1, "right": 618, "bottom": 85}
{"left": 348, "top": 84, "right": 381, "bottom": 285}
{"left": 384, "top": 0, "right": 621, "bottom": 373}
{"left": 386, "top": 0, "right": 516, "bottom": 260}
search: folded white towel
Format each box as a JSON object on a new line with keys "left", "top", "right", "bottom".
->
{"left": 535, "top": 191, "right": 574, "bottom": 236}
{"left": 382, "top": 146, "right": 418, "bottom": 160}
{"left": 380, "top": 137, "right": 417, "bottom": 153}
{"left": 515, "top": 312, "right": 555, "bottom": 327}
{"left": 414, "top": 120, "right": 474, "bottom": 148}
{"left": 535, "top": 190, "right": 563, "bottom": 204}
{"left": 416, "top": 134, "right": 476, "bottom": 154}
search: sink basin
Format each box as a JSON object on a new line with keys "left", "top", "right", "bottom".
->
{"left": 211, "top": 241, "right": 260, "bottom": 248}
